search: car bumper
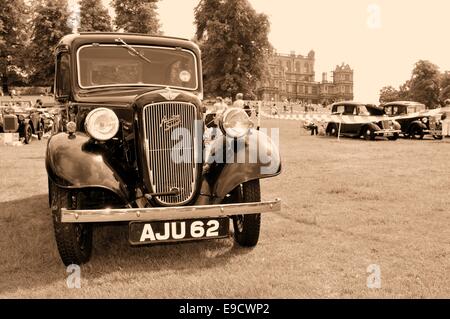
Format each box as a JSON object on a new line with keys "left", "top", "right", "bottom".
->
{"left": 424, "top": 129, "right": 442, "bottom": 135}
{"left": 61, "top": 198, "right": 282, "bottom": 223}
{"left": 374, "top": 129, "right": 401, "bottom": 136}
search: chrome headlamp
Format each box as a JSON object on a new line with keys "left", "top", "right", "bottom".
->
{"left": 220, "top": 108, "right": 254, "bottom": 138}
{"left": 422, "top": 117, "right": 428, "bottom": 124}
{"left": 85, "top": 108, "right": 119, "bottom": 141}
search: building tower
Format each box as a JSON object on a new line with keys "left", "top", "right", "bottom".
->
{"left": 333, "top": 63, "right": 354, "bottom": 101}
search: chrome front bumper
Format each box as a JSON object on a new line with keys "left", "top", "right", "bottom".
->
{"left": 61, "top": 198, "right": 281, "bottom": 223}
{"left": 374, "top": 129, "right": 402, "bottom": 136}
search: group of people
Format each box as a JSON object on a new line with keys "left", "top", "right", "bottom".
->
{"left": 210, "top": 93, "right": 247, "bottom": 114}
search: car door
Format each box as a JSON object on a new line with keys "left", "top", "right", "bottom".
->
{"left": 340, "top": 104, "right": 359, "bottom": 134}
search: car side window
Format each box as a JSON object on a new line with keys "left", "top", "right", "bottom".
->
{"left": 333, "top": 105, "right": 345, "bottom": 114}
{"left": 344, "top": 105, "right": 355, "bottom": 115}
{"left": 55, "top": 53, "right": 71, "bottom": 99}
{"left": 407, "top": 106, "right": 416, "bottom": 114}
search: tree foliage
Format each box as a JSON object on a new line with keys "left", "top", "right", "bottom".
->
{"left": 408, "top": 60, "right": 441, "bottom": 108}
{"left": 439, "top": 71, "right": 450, "bottom": 102}
{"left": 0, "top": 0, "right": 28, "bottom": 93}
{"left": 79, "top": 0, "right": 112, "bottom": 32}
{"left": 194, "top": 0, "right": 271, "bottom": 99}
{"left": 112, "top": 0, "right": 160, "bottom": 34}
{"left": 28, "top": 0, "right": 72, "bottom": 86}
{"left": 379, "top": 60, "right": 450, "bottom": 108}
{"left": 379, "top": 86, "right": 400, "bottom": 104}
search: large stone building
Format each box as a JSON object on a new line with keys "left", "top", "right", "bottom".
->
{"left": 256, "top": 50, "right": 354, "bottom": 104}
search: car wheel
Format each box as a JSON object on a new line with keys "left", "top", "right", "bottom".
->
{"left": 232, "top": 180, "right": 261, "bottom": 248}
{"left": 388, "top": 133, "right": 399, "bottom": 141}
{"left": 50, "top": 179, "right": 93, "bottom": 266}
{"left": 410, "top": 126, "right": 424, "bottom": 140}
{"left": 24, "top": 123, "right": 32, "bottom": 144}
{"left": 433, "top": 135, "right": 443, "bottom": 140}
{"left": 327, "top": 123, "right": 338, "bottom": 137}
{"left": 363, "top": 128, "right": 375, "bottom": 141}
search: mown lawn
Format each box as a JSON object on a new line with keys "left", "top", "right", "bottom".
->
{"left": 0, "top": 119, "right": 449, "bottom": 298}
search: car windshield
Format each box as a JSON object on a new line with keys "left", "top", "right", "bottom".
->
{"left": 77, "top": 45, "right": 198, "bottom": 90}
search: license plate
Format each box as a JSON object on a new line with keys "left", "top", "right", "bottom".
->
{"left": 129, "top": 217, "right": 230, "bottom": 245}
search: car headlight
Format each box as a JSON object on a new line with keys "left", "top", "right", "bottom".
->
{"left": 85, "top": 108, "right": 119, "bottom": 141}
{"left": 422, "top": 117, "right": 428, "bottom": 124}
{"left": 220, "top": 108, "right": 253, "bottom": 138}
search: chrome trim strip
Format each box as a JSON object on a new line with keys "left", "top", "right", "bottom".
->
{"left": 374, "top": 129, "right": 402, "bottom": 135}
{"left": 61, "top": 199, "right": 281, "bottom": 223}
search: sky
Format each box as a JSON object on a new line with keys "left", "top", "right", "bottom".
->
{"left": 74, "top": 0, "right": 450, "bottom": 103}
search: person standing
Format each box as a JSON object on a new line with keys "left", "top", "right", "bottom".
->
{"left": 212, "top": 96, "right": 227, "bottom": 115}
{"left": 232, "top": 93, "right": 245, "bottom": 109}
{"left": 441, "top": 99, "right": 450, "bottom": 139}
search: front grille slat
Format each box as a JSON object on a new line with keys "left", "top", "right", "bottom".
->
{"left": 143, "top": 102, "right": 197, "bottom": 205}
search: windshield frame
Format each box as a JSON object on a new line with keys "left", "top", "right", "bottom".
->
{"left": 76, "top": 44, "right": 199, "bottom": 91}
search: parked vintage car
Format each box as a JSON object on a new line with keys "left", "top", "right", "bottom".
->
{"left": 382, "top": 101, "right": 442, "bottom": 139}
{"left": 0, "top": 100, "right": 44, "bottom": 143}
{"left": 46, "top": 33, "right": 282, "bottom": 265}
{"left": 326, "top": 101, "right": 401, "bottom": 140}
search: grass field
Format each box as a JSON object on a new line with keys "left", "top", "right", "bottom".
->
{"left": 0, "top": 119, "right": 449, "bottom": 298}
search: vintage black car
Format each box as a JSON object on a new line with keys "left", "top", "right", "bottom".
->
{"left": 382, "top": 101, "right": 442, "bottom": 139}
{"left": 46, "top": 33, "right": 282, "bottom": 265}
{"left": 0, "top": 100, "right": 44, "bottom": 143}
{"left": 325, "top": 101, "right": 401, "bottom": 140}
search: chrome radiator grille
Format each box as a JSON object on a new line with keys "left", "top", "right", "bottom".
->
{"left": 3, "top": 115, "right": 18, "bottom": 132}
{"left": 143, "top": 102, "right": 198, "bottom": 205}
{"left": 381, "top": 120, "right": 391, "bottom": 129}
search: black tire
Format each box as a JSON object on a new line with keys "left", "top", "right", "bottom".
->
{"left": 363, "top": 127, "right": 375, "bottom": 141}
{"left": 232, "top": 180, "right": 261, "bottom": 247}
{"left": 50, "top": 179, "right": 93, "bottom": 266}
{"left": 433, "top": 135, "right": 443, "bottom": 140}
{"left": 327, "top": 123, "right": 338, "bottom": 137}
{"left": 410, "top": 126, "right": 424, "bottom": 140}
{"left": 24, "top": 123, "right": 32, "bottom": 144}
{"left": 388, "top": 133, "right": 399, "bottom": 141}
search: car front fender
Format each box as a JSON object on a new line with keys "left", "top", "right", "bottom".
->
{"left": 200, "top": 129, "right": 281, "bottom": 203}
{"left": 408, "top": 120, "right": 427, "bottom": 131}
{"left": 45, "top": 132, "right": 129, "bottom": 203}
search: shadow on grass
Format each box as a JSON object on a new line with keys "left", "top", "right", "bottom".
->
{"left": 0, "top": 194, "right": 251, "bottom": 295}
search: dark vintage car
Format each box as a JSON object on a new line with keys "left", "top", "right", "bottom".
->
{"left": 325, "top": 101, "right": 401, "bottom": 140}
{"left": 382, "top": 101, "right": 442, "bottom": 139}
{"left": 0, "top": 100, "right": 44, "bottom": 143}
{"left": 46, "top": 33, "right": 282, "bottom": 265}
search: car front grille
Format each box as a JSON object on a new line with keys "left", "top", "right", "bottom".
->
{"left": 3, "top": 115, "right": 18, "bottom": 132}
{"left": 381, "top": 120, "right": 391, "bottom": 129}
{"left": 142, "top": 102, "right": 198, "bottom": 205}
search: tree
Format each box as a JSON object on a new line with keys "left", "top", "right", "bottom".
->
{"left": 439, "top": 71, "right": 450, "bottom": 103}
{"left": 112, "top": 0, "right": 160, "bottom": 34}
{"left": 0, "top": 0, "right": 28, "bottom": 94}
{"left": 28, "top": 0, "right": 72, "bottom": 86}
{"left": 379, "top": 86, "right": 401, "bottom": 104}
{"left": 194, "top": 0, "right": 271, "bottom": 99}
{"left": 408, "top": 60, "right": 441, "bottom": 108}
{"left": 79, "top": 0, "right": 112, "bottom": 32}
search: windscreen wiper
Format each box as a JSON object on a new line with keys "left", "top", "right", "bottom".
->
{"left": 115, "top": 38, "right": 152, "bottom": 65}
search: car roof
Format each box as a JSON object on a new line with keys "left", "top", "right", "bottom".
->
{"left": 57, "top": 32, "right": 200, "bottom": 54}
{"left": 383, "top": 101, "right": 425, "bottom": 107}
{"left": 331, "top": 101, "right": 367, "bottom": 106}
